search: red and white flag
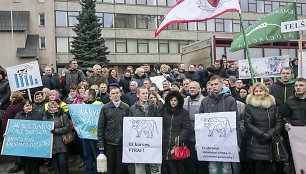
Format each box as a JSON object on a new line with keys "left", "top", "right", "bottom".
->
{"left": 155, "top": 0, "right": 241, "bottom": 37}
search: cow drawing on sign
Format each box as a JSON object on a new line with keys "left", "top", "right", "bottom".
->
{"left": 131, "top": 120, "right": 159, "bottom": 138}
{"left": 202, "top": 117, "right": 232, "bottom": 137}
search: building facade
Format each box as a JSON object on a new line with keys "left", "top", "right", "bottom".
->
{"left": 0, "top": 0, "right": 305, "bottom": 70}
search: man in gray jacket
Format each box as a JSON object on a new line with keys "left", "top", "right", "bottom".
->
{"left": 98, "top": 86, "right": 130, "bottom": 174}
{"left": 183, "top": 81, "right": 205, "bottom": 174}
{"left": 63, "top": 59, "right": 85, "bottom": 95}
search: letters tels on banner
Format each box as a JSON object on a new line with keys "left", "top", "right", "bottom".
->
{"left": 288, "top": 127, "right": 306, "bottom": 173}
{"left": 68, "top": 104, "right": 103, "bottom": 140}
{"left": 122, "top": 117, "right": 162, "bottom": 164}
{"left": 5, "top": 61, "right": 43, "bottom": 92}
{"left": 1, "top": 119, "right": 54, "bottom": 158}
{"left": 195, "top": 112, "right": 239, "bottom": 162}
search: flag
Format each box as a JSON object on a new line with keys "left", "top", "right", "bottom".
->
{"left": 230, "top": 3, "right": 298, "bottom": 52}
{"left": 154, "top": 0, "right": 241, "bottom": 37}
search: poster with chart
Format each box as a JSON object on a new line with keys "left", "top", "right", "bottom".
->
{"left": 6, "top": 61, "right": 42, "bottom": 91}
{"left": 122, "top": 117, "right": 162, "bottom": 164}
{"left": 238, "top": 55, "right": 290, "bottom": 79}
{"left": 195, "top": 112, "right": 239, "bottom": 162}
{"left": 1, "top": 119, "right": 54, "bottom": 158}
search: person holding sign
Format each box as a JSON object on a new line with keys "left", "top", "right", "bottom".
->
{"left": 97, "top": 86, "right": 130, "bottom": 174}
{"left": 129, "top": 86, "right": 162, "bottom": 174}
{"left": 283, "top": 78, "right": 306, "bottom": 174}
{"left": 162, "top": 90, "right": 191, "bottom": 174}
{"left": 199, "top": 75, "right": 239, "bottom": 174}
{"left": 43, "top": 101, "right": 71, "bottom": 174}
{"left": 245, "top": 83, "right": 282, "bottom": 174}
{"left": 14, "top": 100, "right": 43, "bottom": 174}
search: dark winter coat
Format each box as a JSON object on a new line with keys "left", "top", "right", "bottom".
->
{"left": 86, "top": 74, "right": 108, "bottom": 87}
{"left": 225, "top": 69, "right": 239, "bottom": 78}
{"left": 199, "top": 88, "right": 240, "bottom": 145}
{"left": 2, "top": 102, "right": 23, "bottom": 131}
{"left": 172, "top": 72, "right": 186, "bottom": 83}
{"left": 33, "top": 91, "right": 47, "bottom": 114}
{"left": 131, "top": 74, "right": 147, "bottom": 87}
{"left": 162, "top": 91, "right": 191, "bottom": 160}
{"left": 129, "top": 100, "right": 161, "bottom": 117}
{"left": 184, "top": 71, "right": 199, "bottom": 82}
{"left": 96, "top": 92, "right": 110, "bottom": 104}
{"left": 43, "top": 109, "right": 71, "bottom": 154}
{"left": 283, "top": 93, "right": 306, "bottom": 126}
{"left": 108, "top": 76, "right": 118, "bottom": 85}
{"left": 97, "top": 101, "right": 130, "bottom": 148}
{"left": 269, "top": 77, "right": 295, "bottom": 114}
{"left": 119, "top": 76, "right": 132, "bottom": 94}
{"left": 126, "top": 92, "right": 138, "bottom": 105}
{"left": 0, "top": 79, "right": 10, "bottom": 110}
{"left": 14, "top": 110, "right": 43, "bottom": 121}
{"left": 245, "top": 94, "right": 282, "bottom": 161}
{"left": 162, "top": 72, "right": 175, "bottom": 83}
{"left": 63, "top": 68, "right": 85, "bottom": 93}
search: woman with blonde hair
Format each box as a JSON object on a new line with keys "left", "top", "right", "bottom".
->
{"left": 131, "top": 67, "right": 147, "bottom": 87}
{"left": 160, "top": 64, "right": 175, "bottom": 82}
{"left": 245, "top": 82, "right": 282, "bottom": 174}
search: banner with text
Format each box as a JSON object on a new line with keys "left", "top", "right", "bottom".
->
{"left": 6, "top": 61, "right": 42, "bottom": 92}
{"left": 288, "top": 127, "right": 306, "bottom": 173}
{"left": 1, "top": 119, "right": 54, "bottom": 158}
{"left": 238, "top": 55, "right": 290, "bottom": 79}
{"left": 195, "top": 112, "right": 239, "bottom": 162}
{"left": 68, "top": 104, "right": 103, "bottom": 140}
{"left": 122, "top": 117, "right": 162, "bottom": 164}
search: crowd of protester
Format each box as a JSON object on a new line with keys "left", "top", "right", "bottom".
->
{"left": 0, "top": 55, "right": 305, "bottom": 174}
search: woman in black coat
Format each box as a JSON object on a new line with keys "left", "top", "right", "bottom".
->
{"left": 43, "top": 101, "right": 71, "bottom": 174}
{"left": 14, "top": 100, "right": 43, "bottom": 174}
{"left": 245, "top": 83, "right": 282, "bottom": 174}
{"left": 161, "top": 90, "right": 191, "bottom": 174}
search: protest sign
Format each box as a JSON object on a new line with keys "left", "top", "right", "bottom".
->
{"left": 150, "top": 76, "right": 168, "bottom": 90}
{"left": 238, "top": 55, "right": 289, "bottom": 79}
{"left": 195, "top": 112, "right": 239, "bottom": 162}
{"left": 298, "top": 52, "right": 306, "bottom": 78}
{"left": 288, "top": 127, "right": 306, "bottom": 173}
{"left": 6, "top": 61, "right": 42, "bottom": 92}
{"left": 122, "top": 117, "right": 162, "bottom": 164}
{"left": 68, "top": 104, "right": 103, "bottom": 140}
{"left": 1, "top": 119, "right": 54, "bottom": 158}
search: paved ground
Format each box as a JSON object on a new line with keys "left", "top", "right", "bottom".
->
{"left": 0, "top": 155, "right": 86, "bottom": 174}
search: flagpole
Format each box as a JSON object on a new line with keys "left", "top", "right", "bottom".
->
{"left": 295, "top": 1, "right": 303, "bottom": 78}
{"left": 238, "top": 13, "right": 255, "bottom": 85}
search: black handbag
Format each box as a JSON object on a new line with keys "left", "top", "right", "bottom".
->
{"left": 272, "top": 129, "right": 288, "bottom": 162}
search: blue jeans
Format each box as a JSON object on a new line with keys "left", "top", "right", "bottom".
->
{"left": 52, "top": 152, "right": 68, "bottom": 174}
{"left": 208, "top": 162, "right": 232, "bottom": 174}
{"left": 82, "top": 139, "right": 99, "bottom": 174}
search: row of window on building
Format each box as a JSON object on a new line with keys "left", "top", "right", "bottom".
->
{"left": 56, "top": 38, "right": 193, "bottom": 54}
{"left": 58, "top": 0, "right": 306, "bottom": 15}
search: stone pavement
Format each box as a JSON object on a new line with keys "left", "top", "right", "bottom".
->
{"left": 0, "top": 155, "right": 86, "bottom": 174}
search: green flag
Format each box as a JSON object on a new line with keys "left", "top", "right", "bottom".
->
{"left": 230, "top": 3, "right": 298, "bottom": 52}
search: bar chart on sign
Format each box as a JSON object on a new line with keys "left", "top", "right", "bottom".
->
{"left": 5, "top": 61, "right": 42, "bottom": 92}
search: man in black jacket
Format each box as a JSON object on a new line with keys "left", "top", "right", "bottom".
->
{"left": 284, "top": 78, "right": 306, "bottom": 174}
{"left": 98, "top": 86, "right": 130, "bottom": 174}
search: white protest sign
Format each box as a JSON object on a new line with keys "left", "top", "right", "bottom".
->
{"left": 298, "top": 52, "right": 306, "bottom": 78}
{"left": 150, "top": 76, "right": 167, "bottom": 91}
{"left": 288, "top": 127, "right": 306, "bottom": 173}
{"left": 122, "top": 117, "right": 162, "bottom": 164}
{"left": 238, "top": 55, "right": 289, "bottom": 79}
{"left": 195, "top": 112, "right": 239, "bottom": 162}
{"left": 6, "top": 61, "right": 42, "bottom": 92}
{"left": 281, "top": 19, "right": 306, "bottom": 33}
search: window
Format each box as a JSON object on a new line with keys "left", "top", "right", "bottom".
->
{"left": 206, "top": 19, "right": 215, "bottom": 31}
{"left": 137, "top": 0, "right": 146, "bottom": 5}
{"left": 272, "top": 2, "right": 279, "bottom": 10}
{"left": 167, "top": 0, "right": 176, "bottom": 6}
{"left": 103, "top": 0, "right": 113, "bottom": 2}
{"left": 296, "top": 4, "right": 302, "bottom": 15}
{"left": 104, "top": 13, "right": 114, "bottom": 28}
{"left": 147, "top": 0, "right": 156, "bottom": 5}
{"left": 38, "top": 0, "right": 45, "bottom": 3}
{"left": 302, "top": 4, "right": 306, "bottom": 15}
{"left": 39, "top": 13, "right": 45, "bottom": 26}
{"left": 39, "top": 37, "right": 46, "bottom": 49}
{"left": 158, "top": 40, "right": 169, "bottom": 53}
{"left": 136, "top": 15, "right": 148, "bottom": 29}
{"left": 137, "top": 40, "right": 148, "bottom": 53}
{"left": 240, "top": 0, "right": 248, "bottom": 12}
{"left": 147, "top": 16, "right": 157, "bottom": 29}
{"left": 68, "top": 12, "right": 79, "bottom": 26}
{"left": 13, "top": 0, "right": 21, "bottom": 3}
{"left": 249, "top": 0, "right": 256, "bottom": 12}
{"left": 264, "top": 1, "right": 272, "bottom": 13}
{"left": 233, "top": 20, "right": 240, "bottom": 32}
{"left": 55, "top": 11, "right": 67, "bottom": 26}
{"left": 188, "top": 23, "right": 197, "bottom": 31}
{"left": 257, "top": 1, "right": 264, "bottom": 12}
{"left": 197, "top": 22, "right": 206, "bottom": 31}
{"left": 169, "top": 41, "right": 179, "bottom": 53}
{"left": 179, "top": 41, "right": 189, "bottom": 53}
{"left": 215, "top": 19, "right": 223, "bottom": 32}
{"left": 115, "top": 39, "right": 127, "bottom": 53}
{"left": 114, "top": 14, "right": 136, "bottom": 28}
{"left": 224, "top": 20, "right": 232, "bottom": 32}
{"left": 157, "top": 0, "right": 166, "bottom": 6}
{"left": 56, "top": 38, "right": 69, "bottom": 53}
{"left": 115, "top": 0, "right": 124, "bottom": 3}
{"left": 126, "top": 0, "right": 136, "bottom": 4}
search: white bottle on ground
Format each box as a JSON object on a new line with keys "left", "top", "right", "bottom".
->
{"left": 97, "top": 150, "right": 107, "bottom": 173}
